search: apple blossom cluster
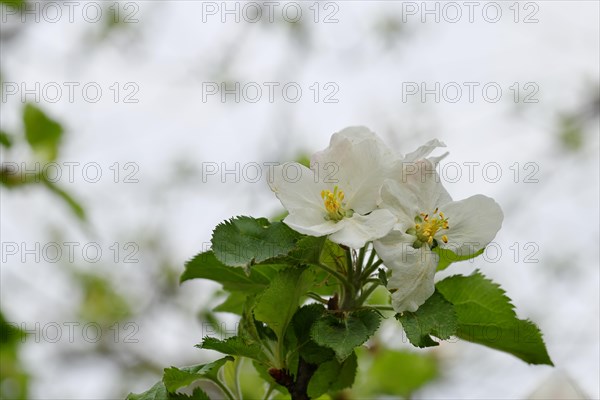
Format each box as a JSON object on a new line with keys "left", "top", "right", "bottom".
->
{"left": 128, "top": 127, "right": 550, "bottom": 400}
{"left": 269, "top": 127, "right": 503, "bottom": 313}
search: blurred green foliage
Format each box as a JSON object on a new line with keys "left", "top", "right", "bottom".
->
{"left": 0, "top": 104, "right": 86, "bottom": 220}
{"left": 74, "top": 273, "right": 132, "bottom": 325}
{"left": 358, "top": 347, "right": 438, "bottom": 397}
{"left": 0, "top": 0, "right": 25, "bottom": 10}
{"left": 0, "top": 311, "right": 29, "bottom": 400}
{"left": 23, "top": 103, "right": 63, "bottom": 162}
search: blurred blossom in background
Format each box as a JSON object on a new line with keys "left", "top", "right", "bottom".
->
{"left": 0, "top": 0, "right": 598, "bottom": 399}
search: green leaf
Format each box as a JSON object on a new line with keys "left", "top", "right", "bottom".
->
{"left": 330, "top": 350, "right": 358, "bottom": 391}
{"left": 23, "top": 104, "right": 63, "bottom": 161}
{"left": 237, "top": 296, "right": 267, "bottom": 344}
{"left": 126, "top": 381, "right": 168, "bottom": 400}
{"left": 286, "top": 235, "right": 326, "bottom": 264}
{"left": 361, "top": 349, "right": 438, "bottom": 397}
{"left": 307, "top": 351, "right": 357, "bottom": 398}
{"left": 163, "top": 357, "right": 233, "bottom": 392}
{"left": 251, "top": 360, "right": 287, "bottom": 395}
{"left": 291, "top": 304, "right": 335, "bottom": 364}
{"left": 187, "top": 388, "right": 210, "bottom": 400}
{"left": 0, "top": 130, "right": 13, "bottom": 148}
{"left": 433, "top": 246, "right": 484, "bottom": 271}
{"left": 254, "top": 267, "right": 312, "bottom": 342}
{"left": 213, "top": 291, "right": 246, "bottom": 315}
{"left": 211, "top": 216, "right": 302, "bottom": 269}
{"left": 311, "top": 309, "right": 381, "bottom": 361}
{"left": 163, "top": 368, "right": 197, "bottom": 393}
{"left": 126, "top": 382, "right": 209, "bottom": 400}
{"left": 181, "top": 251, "right": 277, "bottom": 292}
{"left": 319, "top": 239, "right": 347, "bottom": 271}
{"left": 396, "top": 290, "right": 457, "bottom": 347}
{"left": 198, "top": 336, "right": 269, "bottom": 364}
{"left": 436, "top": 271, "right": 553, "bottom": 365}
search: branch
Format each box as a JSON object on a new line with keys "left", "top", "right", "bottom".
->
{"left": 269, "top": 357, "right": 318, "bottom": 400}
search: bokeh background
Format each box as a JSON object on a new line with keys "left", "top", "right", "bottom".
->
{"left": 1, "top": 1, "right": 599, "bottom": 399}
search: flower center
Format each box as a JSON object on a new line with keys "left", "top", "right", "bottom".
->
{"left": 321, "top": 186, "right": 352, "bottom": 222}
{"left": 407, "top": 208, "right": 449, "bottom": 248}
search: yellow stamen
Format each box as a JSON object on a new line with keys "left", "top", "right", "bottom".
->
{"left": 410, "top": 208, "right": 450, "bottom": 248}
{"left": 321, "top": 186, "right": 350, "bottom": 222}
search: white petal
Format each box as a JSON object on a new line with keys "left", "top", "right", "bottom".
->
{"left": 380, "top": 179, "right": 419, "bottom": 231}
{"left": 328, "top": 126, "right": 377, "bottom": 143}
{"left": 403, "top": 139, "right": 446, "bottom": 162}
{"left": 384, "top": 159, "right": 452, "bottom": 217}
{"left": 328, "top": 209, "right": 396, "bottom": 249}
{"left": 374, "top": 231, "right": 438, "bottom": 313}
{"left": 373, "top": 230, "right": 412, "bottom": 263}
{"left": 428, "top": 151, "right": 449, "bottom": 166}
{"left": 438, "top": 194, "right": 504, "bottom": 255}
{"left": 311, "top": 127, "right": 395, "bottom": 214}
{"left": 268, "top": 162, "right": 324, "bottom": 212}
{"left": 283, "top": 208, "right": 340, "bottom": 238}
{"left": 324, "top": 126, "right": 396, "bottom": 158}
{"left": 269, "top": 162, "right": 336, "bottom": 237}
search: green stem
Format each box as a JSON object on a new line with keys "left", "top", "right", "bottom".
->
{"left": 361, "top": 259, "right": 384, "bottom": 281}
{"left": 339, "top": 284, "right": 350, "bottom": 310}
{"left": 365, "top": 245, "right": 377, "bottom": 270}
{"left": 212, "top": 378, "right": 236, "bottom": 400}
{"left": 277, "top": 334, "right": 286, "bottom": 369}
{"left": 306, "top": 292, "right": 328, "bottom": 304}
{"left": 367, "top": 305, "right": 395, "bottom": 311}
{"left": 263, "top": 384, "right": 275, "bottom": 400}
{"left": 234, "top": 357, "right": 243, "bottom": 400}
{"left": 317, "top": 262, "right": 350, "bottom": 288}
{"left": 357, "top": 282, "right": 381, "bottom": 305}
{"left": 345, "top": 247, "right": 354, "bottom": 283}
{"left": 336, "top": 247, "right": 359, "bottom": 310}
{"left": 261, "top": 340, "right": 277, "bottom": 366}
{"left": 356, "top": 246, "right": 366, "bottom": 278}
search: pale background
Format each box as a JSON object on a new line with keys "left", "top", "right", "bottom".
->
{"left": 1, "top": 1, "right": 599, "bottom": 399}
